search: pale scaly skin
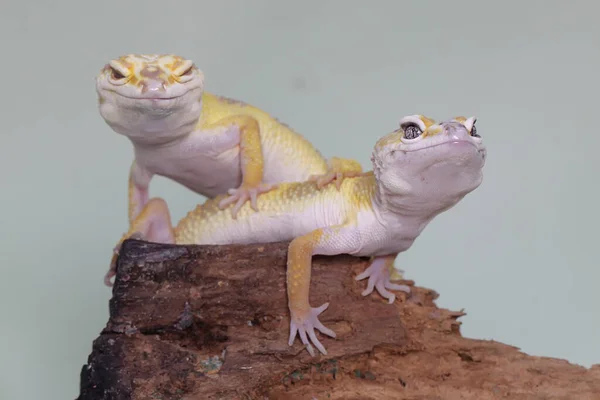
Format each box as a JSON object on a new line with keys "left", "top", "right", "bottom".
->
{"left": 113, "top": 114, "right": 487, "bottom": 356}
{"left": 96, "top": 54, "right": 363, "bottom": 285}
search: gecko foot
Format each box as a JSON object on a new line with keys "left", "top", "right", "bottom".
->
{"left": 309, "top": 170, "right": 364, "bottom": 190}
{"left": 104, "top": 264, "right": 116, "bottom": 287}
{"left": 218, "top": 183, "right": 277, "bottom": 218}
{"left": 105, "top": 232, "right": 144, "bottom": 287}
{"left": 288, "top": 302, "right": 336, "bottom": 356}
{"left": 355, "top": 258, "right": 411, "bottom": 304}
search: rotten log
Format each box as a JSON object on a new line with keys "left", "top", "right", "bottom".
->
{"left": 77, "top": 239, "right": 600, "bottom": 400}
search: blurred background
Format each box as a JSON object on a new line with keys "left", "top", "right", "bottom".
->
{"left": 1, "top": 1, "right": 599, "bottom": 399}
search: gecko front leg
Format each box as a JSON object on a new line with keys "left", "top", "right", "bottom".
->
{"left": 286, "top": 223, "right": 360, "bottom": 356}
{"left": 106, "top": 197, "right": 175, "bottom": 286}
{"left": 201, "top": 115, "right": 277, "bottom": 218}
{"left": 355, "top": 254, "right": 411, "bottom": 304}
{"left": 128, "top": 161, "right": 154, "bottom": 224}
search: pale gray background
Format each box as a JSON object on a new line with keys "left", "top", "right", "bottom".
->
{"left": 1, "top": 1, "right": 598, "bottom": 399}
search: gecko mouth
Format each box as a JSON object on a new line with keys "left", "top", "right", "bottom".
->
{"left": 116, "top": 93, "right": 183, "bottom": 101}
{"left": 403, "top": 140, "right": 480, "bottom": 153}
{"left": 107, "top": 89, "right": 190, "bottom": 101}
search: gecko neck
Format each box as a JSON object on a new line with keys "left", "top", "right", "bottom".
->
{"left": 370, "top": 174, "right": 473, "bottom": 233}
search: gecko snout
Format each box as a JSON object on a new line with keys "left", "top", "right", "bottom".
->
{"left": 440, "top": 121, "right": 471, "bottom": 141}
{"left": 139, "top": 65, "right": 168, "bottom": 95}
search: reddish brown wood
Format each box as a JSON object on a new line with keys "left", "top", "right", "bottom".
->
{"left": 77, "top": 239, "right": 600, "bottom": 399}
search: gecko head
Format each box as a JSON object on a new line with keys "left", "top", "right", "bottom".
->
{"left": 95, "top": 53, "right": 205, "bottom": 145}
{"left": 371, "top": 114, "right": 486, "bottom": 211}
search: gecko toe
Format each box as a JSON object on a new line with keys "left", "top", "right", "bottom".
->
{"left": 129, "top": 232, "right": 144, "bottom": 241}
{"left": 249, "top": 190, "right": 259, "bottom": 211}
{"left": 386, "top": 282, "right": 411, "bottom": 293}
{"left": 218, "top": 195, "right": 236, "bottom": 209}
{"left": 334, "top": 172, "right": 344, "bottom": 190}
{"left": 104, "top": 269, "right": 115, "bottom": 287}
{"left": 314, "top": 302, "right": 329, "bottom": 314}
{"left": 313, "top": 319, "right": 336, "bottom": 338}
{"left": 288, "top": 323, "right": 299, "bottom": 346}
{"left": 307, "top": 329, "right": 327, "bottom": 355}
{"left": 219, "top": 184, "right": 275, "bottom": 217}
{"left": 231, "top": 196, "right": 248, "bottom": 218}
{"left": 288, "top": 302, "right": 334, "bottom": 356}
{"left": 357, "top": 258, "right": 409, "bottom": 302}
{"left": 306, "top": 343, "right": 316, "bottom": 357}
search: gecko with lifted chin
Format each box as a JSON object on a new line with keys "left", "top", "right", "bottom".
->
{"left": 96, "top": 53, "right": 362, "bottom": 285}
{"left": 112, "top": 114, "right": 487, "bottom": 356}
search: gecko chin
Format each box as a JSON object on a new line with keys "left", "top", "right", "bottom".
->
{"left": 119, "top": 96, "right": 184, "bottom": 116}
{"left": 98, "top": 89, "right": 203, "bottom": 144}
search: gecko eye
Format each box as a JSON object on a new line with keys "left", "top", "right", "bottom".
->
{"left": 109, "top": 67, "right": 126, "bottom": 80}
{"left": 402, "top": 123, "right": 422, "bottom": 140}
{"left": 470, "top": 122, "right": 480, "bottom": 138}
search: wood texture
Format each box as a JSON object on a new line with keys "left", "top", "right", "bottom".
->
{"left": 77, "top": 239, "right": 600, "bottom": 399}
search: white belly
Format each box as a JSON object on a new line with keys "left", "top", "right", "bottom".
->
{"left": 134, "top": 126, "right": 244, "bottom": 198}
{"left": 141, "top": 147, "right": 243, "bottom": 198}
{"left": 208, "top": 212, "right": 325, "bottom": 245}
{"left": 133, "top": 123, "right": 325, "bottom": 199}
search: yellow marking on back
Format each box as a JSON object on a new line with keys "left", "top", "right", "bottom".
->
{"left": 342, "top": 171, "right": 377, "bottom": 211}
{"left": 196, "top": 92, "right": 330, "bottom": 174}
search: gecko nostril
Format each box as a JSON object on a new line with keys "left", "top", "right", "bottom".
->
{"left": 441, "top": 123, "right": 462, "bottom": 139}
{"left": 140, "top": 79, "right": 166, "bottom": 94}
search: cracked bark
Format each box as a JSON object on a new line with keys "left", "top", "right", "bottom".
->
{"left": 77, "top": 239, "right": 600, "bottom": 400}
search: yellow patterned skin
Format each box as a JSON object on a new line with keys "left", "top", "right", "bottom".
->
{"left": 174, "top": 172, "right": 376, "bottom": 244}
{"left": 110, "top": 114, "right": 487, "bottom": 357}
{"left": 95, "top": 53, "right": 363, "bottom": 266}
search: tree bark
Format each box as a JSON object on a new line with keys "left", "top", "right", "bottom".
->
{"left": 77, "top": 239, "right": 600, "bottom": 400}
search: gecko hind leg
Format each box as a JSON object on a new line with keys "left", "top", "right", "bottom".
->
{"left": 105, "top": 197, "right": 176, "bottom": 287}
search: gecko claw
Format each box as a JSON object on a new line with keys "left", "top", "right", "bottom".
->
{"left": 288, "top": 302, "right": 335, "bottom": 356}
{"left": 105, "top": 232, "right": 145, "bottom": 287}
{"left": 309, "top": 171, "right": 363, "bottom": 190}
{"left": 356, "top": 258, "right": 411, "bottom": 303}
{"left": 104, "top": 265, "right": 116, "bottom": 287}
{"left": 218, "top": 183, "right": 277, "bottom": 218}
{"left": 308, "top": 171, "right": 340, "bottom": 189}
